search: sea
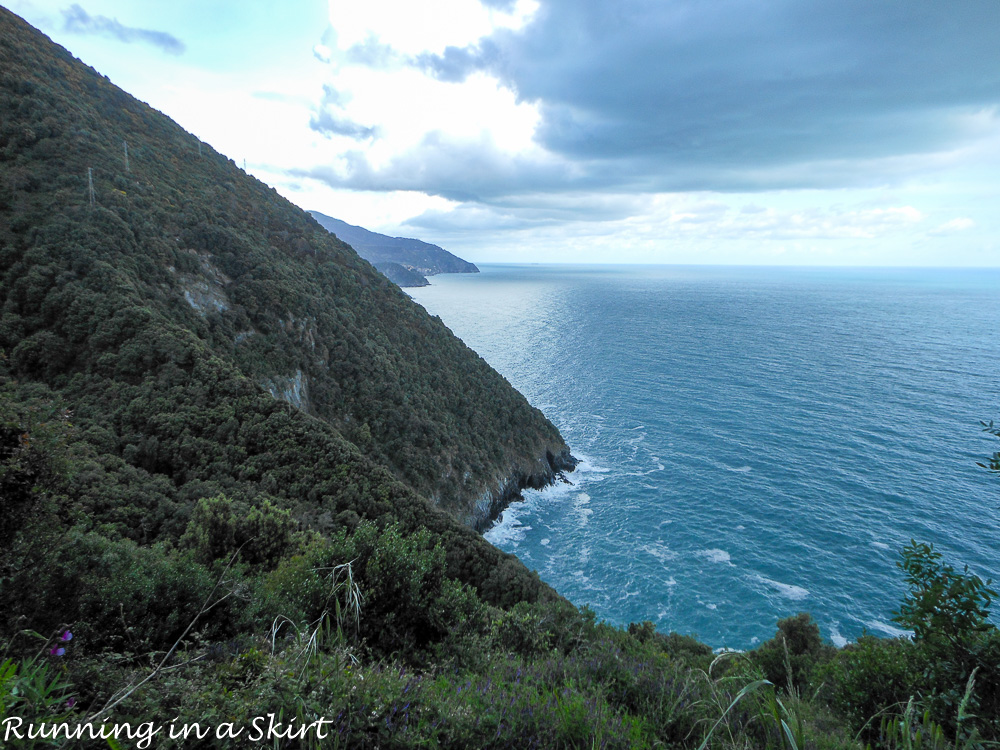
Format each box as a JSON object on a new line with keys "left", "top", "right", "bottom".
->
{"left": 408, "top": 265, "right": 1000, "bottom": 650}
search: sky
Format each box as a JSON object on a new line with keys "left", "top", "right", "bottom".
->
{"left": 4, "top": 0, "right": 1000, "bottom": 265}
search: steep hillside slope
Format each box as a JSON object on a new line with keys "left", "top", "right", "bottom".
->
{"left": 0, "top": 7, "right": 573, "bottom": 532}
{"left": 310, "top": 211, "right": 479, "bottom": 287}
{"left": 373, "top": 261, "right": 432, "bottom": 287}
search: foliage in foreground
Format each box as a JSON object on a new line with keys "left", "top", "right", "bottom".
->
{"left": 3, "top": 388, "right": 998, "bottom": 750}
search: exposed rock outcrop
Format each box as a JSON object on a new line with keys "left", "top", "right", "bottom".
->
{"left": 470, "top": 447, "right": 578, "bottom": 532}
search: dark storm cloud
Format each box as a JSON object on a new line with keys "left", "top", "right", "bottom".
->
{"left": 310, "top": 110, "right": 379, "bottom": 139}
{"left": 401, "top": 192, "right": 649, "bottom": 236}
{"left": 294, "top": 132, "right": 574, "bottom": 202}
{"left": 414, "top": 42, "right": 496, "bottom": 83}
{"left": 346, "top": 0, "right": 1000, "bottom": 198}
{"left": 61, "top": 4, "right": 185, "bottom": 55}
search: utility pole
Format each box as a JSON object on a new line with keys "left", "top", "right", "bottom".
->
{"left": 198, "top": 142, "right": 202, "bottom": 157}
{"left": 123, "top": 140, "right": 129, "bottom": 172}
{"left": 87, "top": 167, "right": 95, "bottom": 206}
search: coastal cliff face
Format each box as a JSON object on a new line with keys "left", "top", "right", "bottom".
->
{"left": 470, "top": 447, "right": 578, "bottom": 531}
{"left": 0, "top": 7, "right": 570, "bottom": 551}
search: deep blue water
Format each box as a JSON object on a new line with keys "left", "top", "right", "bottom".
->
{"left": 408, "top": 265, "right": 1000, "bottom": 649}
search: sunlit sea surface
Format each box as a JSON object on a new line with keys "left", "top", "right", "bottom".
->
{"left": 409, "top": 265, "right": 1000, "bottom": 649}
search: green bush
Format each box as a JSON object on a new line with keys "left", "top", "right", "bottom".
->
{"left": 180, "top": 493, "right": 297, "bottom": 568}
{"left": 893, "top": 541, "right": 999, "bottom": 741}
{"left": 820, "top": 634, "right": 919, "bottom": 738}
{"left": 754, "top": 612, "right": 834, "bottom": 693}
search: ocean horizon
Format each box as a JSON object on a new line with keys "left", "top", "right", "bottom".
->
{"left": 410, "top": 263, "right": 1000, "bottom": 649}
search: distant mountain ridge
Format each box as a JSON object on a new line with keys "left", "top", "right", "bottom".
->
{"left": 309, "top": 211, "right": 478, "bottom": 287}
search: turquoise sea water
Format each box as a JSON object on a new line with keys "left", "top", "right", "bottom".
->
{"left": 408, "top": 265, "right": 1000, "bottom": 649}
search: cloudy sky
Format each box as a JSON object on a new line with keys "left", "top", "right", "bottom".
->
{"left": 5, "top": 0, "right": 1000, "bottom": 265}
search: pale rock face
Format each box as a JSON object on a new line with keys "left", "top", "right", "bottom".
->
{"left": 182, "top": 282, "right": 229, "bottom": 313}
{"left": 177, "top": 252, "right": 232, "bottom": 315}
{"left": 261, "top": 369, "right": 310, "bottom": 412}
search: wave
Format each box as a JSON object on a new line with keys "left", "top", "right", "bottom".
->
{"left": 865, "top": 620, "right": 911, "bottom": 639}
{"left": 697, "top": 549, "right": 732, "bottom": 564}
{"left": 641, "top": 542, "right": 677, "bottom": 563}
{"left": 829, "top": 624, "right": 849, "bottom": 648}
{"left": 484, "top": 453, "right": 604, "bottom": 546}
{"left": 753, "top": 575, "right": 810, "bottom": 601}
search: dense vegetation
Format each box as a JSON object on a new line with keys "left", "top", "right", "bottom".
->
{"left": 0, "top": 7, "right": 570, "bottom": 529}
{"left": 372, "top": 262, "right": 431, "bottom": 288}
{"left": 1, "top": 8, "right": 998, "bottom": 749}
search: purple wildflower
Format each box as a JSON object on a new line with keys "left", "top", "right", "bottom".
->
{"left": 50, "top": 647, "right": 65, "bottom": 656}
{"left": 66, "top": 697, "right": 76, "bottom": 708}
{"left": 61, "top": 631, "right": 73, "bottom": 642}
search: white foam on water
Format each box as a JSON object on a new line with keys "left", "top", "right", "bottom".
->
{"left": 617, "top": 588, "right": 640, "bottom": 602}
{"left": 708, "top": 457, "right": 752, "bottom": 474}
{"left": 871, "top": 541, "right": 890, "bottom": 550}
{"left": 713, "top": 646, "right": 744, "bottom": 655}
{"left": 696, "top": 549, "right": 732, "bottom": 564}
{"left": 754, "top": 575, "right": 810, "bottom": 600}
{"left": 641, "top": 542, "right": 677, "bottom": 563}
{"left": 628, "top": 463, "right": 665, "bottom": 477}
{"left": 485, "top": 454, "right": 602, "bottom": 547}
{"left": 865, "top": 620, "right": 911, "bottom": 639}
{"left": 573, "top": 455, "right": 611, "bottom": 475}
{"left": 574, "top": 492, "right": 593, "bottom": 526}
{"left": 736, "top": 525, "right": 745, "bottom": 530}
{"left": 706, "top": 603, "right": 718, "bottom": 610}
{"left": 829, "top": 625, "right": 848, "bottom": 648}
{"left": 484, "top": 520, "right": 530, "bottom": 547}
{"left": 664, "top": 577, "right": 678, "bottom": 587}
{"left": 540, "top": 538, "right": 550, "bottom": 546}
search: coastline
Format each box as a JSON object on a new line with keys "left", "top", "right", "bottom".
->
{"left": 469, "top": 447, "right": 578, "bottom": 532}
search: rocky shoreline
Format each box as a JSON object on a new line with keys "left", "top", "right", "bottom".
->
{"left": 469, "top": 447, "right": 578, "bottom": 532}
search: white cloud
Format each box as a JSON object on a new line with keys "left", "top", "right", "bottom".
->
{"left": 326, "top": 0, "right": 536, "bottom": 56}
{"left": 928, "top": 217, "right": 976, "bottom": 236}
{"left": 9, "top": 0, "right": 998, "bottom": 266}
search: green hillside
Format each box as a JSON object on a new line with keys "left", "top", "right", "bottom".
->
{"left": 0, "top": 8, "right": 572, "bottom": 531}
{"left": 1, "top": 8, "right": 998, "bottom": 748}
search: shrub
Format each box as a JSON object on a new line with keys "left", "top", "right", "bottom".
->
{"left": 820, "top": 634, "right": 919, "bottom": 738}
{"left": 754, "top": 613, "right": 834, "bottom": 693}
{"left": 180, "top": 494, "right": 297, "bottom": 568}
{"left": 893, "top": 541, "right": 999, "bottom": 741}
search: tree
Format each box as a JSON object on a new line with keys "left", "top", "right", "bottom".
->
{"left": 977, "top": 420, "right": 1000, "bottom": 474}
{"left": 893, "top": 541, "right": 995, "bottom": 647}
